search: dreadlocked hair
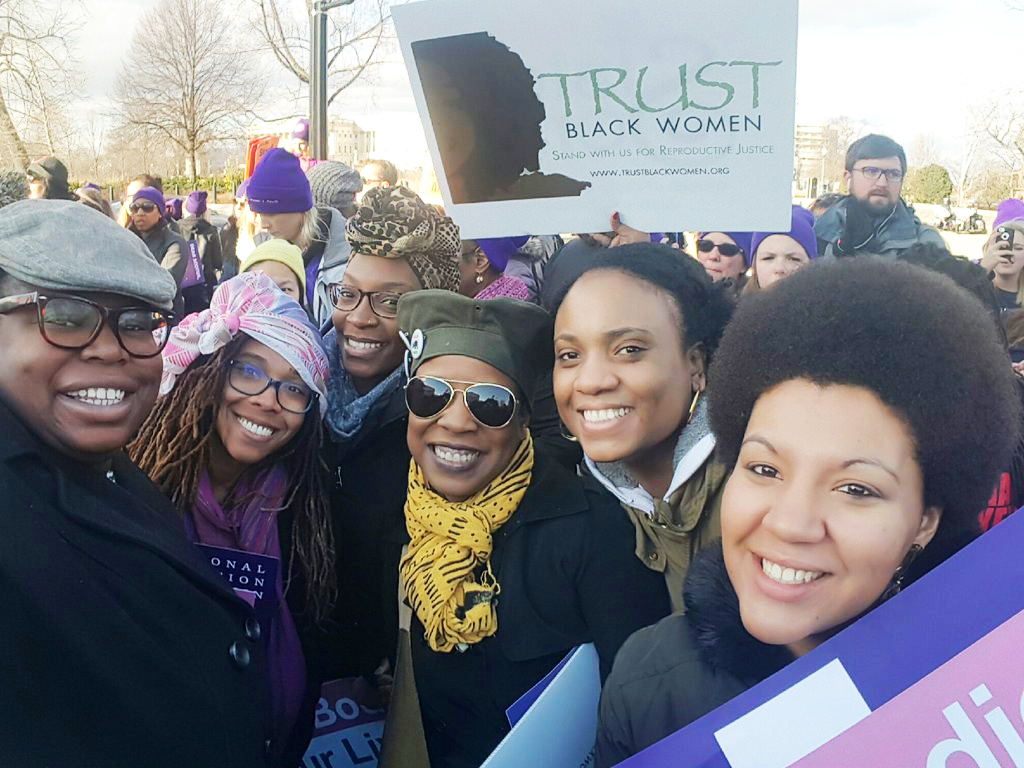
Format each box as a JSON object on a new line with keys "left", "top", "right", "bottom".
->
{"left": 129, "top": 335, "right": 337, "bottom": 625}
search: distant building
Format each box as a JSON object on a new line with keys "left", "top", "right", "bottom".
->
{"left": 793, "top": 124, "right": 837, "bottom": 200}
{"left": 327, "top": 118, "right": 375, "bottom": 167}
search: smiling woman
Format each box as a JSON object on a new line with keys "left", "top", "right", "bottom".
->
{"left": 397, "top": 290, "right": 669, "bottom": 768}
{"left": 594, "top": 258, "right": 1021, "bottom": 767}
{"left": 0, "top": 201, "right": 283, "bottom": 767}
{"left": 129, "top": 271, "right": 335, "bottom": 765}
{"left": 551, "top": 243, "right": 733, "bottom": 611}
{"left": 316, "top": 185, "right": 466, "bottom": 689}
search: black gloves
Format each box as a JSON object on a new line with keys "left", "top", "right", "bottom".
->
{"left": 835, "top": 197, "right": 876, "bottom": 257}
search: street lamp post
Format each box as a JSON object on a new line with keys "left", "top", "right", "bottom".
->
{"left": 310, "top": 0, "right": 355, "bottom": 161}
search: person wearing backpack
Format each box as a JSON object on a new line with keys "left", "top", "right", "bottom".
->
{"left": 178, "top": 190, "right": 223, "bottom": 313}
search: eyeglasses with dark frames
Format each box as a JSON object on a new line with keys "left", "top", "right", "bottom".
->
{"left": 227, "top": 360, "right": 317, "bottom": 414}
{"left": 0, "top": 291, "right": 172, "bottom": 358}
{"left": 852, "top": 166, "right": 904, "bottom": 183}
{"left": 328, "top": 284, "right": 403, "bottom": 319}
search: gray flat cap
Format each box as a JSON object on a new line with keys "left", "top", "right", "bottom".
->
{"left": 0, "top": 199, "right": 177, "bottom": 310}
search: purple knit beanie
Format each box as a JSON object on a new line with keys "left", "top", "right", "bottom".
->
{"left": 476, "top": 236, "right": 529, "bottom": 271}
{"left": 698, "top": 231, "right": 754, "bottom": 263}
{"left": 165, "top": 198, "right": 183, "bottom": 221}
{"left": 750, "top": 205, "right": 819, "bottom": 266}
{"left": 292, "top": 118, "right": 310, "bottom": 142}
{"left": 132, "top": 186, "right": 164, "bottom": 210}
{"left": 245, "top": 148, "right": 313, "bottom": 214}
{"left": 185, "top": 190, "right": 207, "bottom": 216}
{"left": 994, "top": 199, "right": 1024, "bottom": 229}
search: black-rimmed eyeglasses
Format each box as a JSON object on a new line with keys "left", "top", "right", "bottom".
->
{"left": 0, "top": 292, "right": 172, "bottom": 358}
{"left": 227, "top": 360, "right": 317, "bottom": 414}
{"left": 852, "top": 166, "right": 904, "bottom": 183}
{"left": 327, "top": 284, "right": 403, "bottom": 318}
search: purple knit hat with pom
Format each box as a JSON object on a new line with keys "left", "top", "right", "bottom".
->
{"left": 750, "top": 205, "right": 819, "bottom": 265}
{"left": 245, "top": 148, "right": 313, "bottom": 214}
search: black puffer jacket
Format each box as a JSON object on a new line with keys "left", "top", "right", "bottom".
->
{"left": 594, "top": 544, "right": 793, "bottom": 767}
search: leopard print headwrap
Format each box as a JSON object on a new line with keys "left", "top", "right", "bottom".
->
{"left": 345, "top": 186, "right": 461, "bottom": 291}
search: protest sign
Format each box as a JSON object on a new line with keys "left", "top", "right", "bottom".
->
{"left": 195, "top": 544, "right": 278, "bottom": 629}
{"left": 506, "top": 645, "right": 579, "bottom": 726}
{"left": 482, "top": 643, "right": 600, "bottom": 768}
{"left": 302, "top": 678, "right": 386, "bottom": 768}
{"left": 617, "top": 510, "right": 1024, "bottom": 768}
{"left": 392, "top": 0, "right": 798, "bottom": 238}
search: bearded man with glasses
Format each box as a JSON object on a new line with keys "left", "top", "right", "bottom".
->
{"left": 0, "top": 201, "right": 279, "bottom": 767}
{"left": 814, "top": 133, "right": 946, "bottom": 258}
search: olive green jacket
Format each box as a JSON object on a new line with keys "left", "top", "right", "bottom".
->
{"left": 620, "top": 458, "right": 727, "bottom": 612}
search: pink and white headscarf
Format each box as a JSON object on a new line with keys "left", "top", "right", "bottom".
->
{"left": 161, "top": 272, "right": 330, "bottom": 414}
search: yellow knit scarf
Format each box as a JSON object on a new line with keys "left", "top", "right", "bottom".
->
{"left": 400, "top": 435, "right": 534, "bottom": 652}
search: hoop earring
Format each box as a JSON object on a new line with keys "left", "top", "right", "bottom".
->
{"left": 686, "top": 388, "right": 703, "bottom": 425}
{"left": 882, "top": 543, "right": 923, "bottom": 600}
{"left": 559, "top": 421, "right": 578, "bottom": 442}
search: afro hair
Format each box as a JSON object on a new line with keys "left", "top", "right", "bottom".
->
{"left": 550, "top": 242, "right": 734, "bottom": 364}
{"left": 708, "top": 258, "right": 1021, "bottom": 578}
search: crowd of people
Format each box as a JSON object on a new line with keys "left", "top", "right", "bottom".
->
{"left": 2, "top": 129, "right": 1023, "bottom": 768}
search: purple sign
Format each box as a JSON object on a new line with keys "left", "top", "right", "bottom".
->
{"left": 618, "top": 511, "right": 1024, "bottom": 767}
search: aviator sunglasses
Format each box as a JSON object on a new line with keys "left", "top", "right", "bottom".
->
{"left": 697, "top": 239, "right": 742, "bottom": 257}
{"left": 405, "top": 375, "right": 518, "bottom": 429}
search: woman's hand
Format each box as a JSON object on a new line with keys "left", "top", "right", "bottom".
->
{"left": 585, "top": 212, "right": 650, "bottom": 248}
{"left": 981, "top": 235, "right": 1013, "bottom": 273}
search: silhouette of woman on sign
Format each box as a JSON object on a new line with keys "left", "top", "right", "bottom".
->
{"left": 413, "top": 32, "right": 590, "bottom": 204}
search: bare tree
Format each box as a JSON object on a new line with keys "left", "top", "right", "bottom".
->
{"left": 113, "top": 0, "right": 263, "bottom": 182}
{"left": 0, "top": 0, "right": 82, "bottom": 169}
{"left": 909, "top": 133, "right": 941, "bottom": 168}
{"left": 822, "top": 115, "right": 867, "bottom": 184}
{"left": 949, "top": 113, "right": 985, "bottom": 207}
{"left": 253, "top": 0, "right": 392, "bottom": 107}
{"left": 976, "top": 97, "right": 1024, "bottom": 173}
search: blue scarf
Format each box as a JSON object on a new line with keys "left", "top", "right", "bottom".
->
{"left": 323, "top": 327, "right": 404, "bottom": 454}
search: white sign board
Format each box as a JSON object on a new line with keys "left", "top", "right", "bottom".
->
{"left": 393, "top": 0, "right": 798, "bottom": 238}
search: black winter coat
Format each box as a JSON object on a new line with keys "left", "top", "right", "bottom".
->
{"left": 594, "top": 544, "right": 793, "bottom": 767}
{"left": 320, "top": 381, "right": 581, "bottom": 685}
{"left": 319, "top": 387, "right": 411, "bottom": 682}
{"left": 178, "top": 216, "right": 223, "bottom": 314}
{"left": 411, "top": 444, "right": 670, "bottom": 768}
{"left": 137, "top": 219, "right": 188, "bottom": 285}
{"left": 0, "top": 398, "right": 279, "bottom": 768}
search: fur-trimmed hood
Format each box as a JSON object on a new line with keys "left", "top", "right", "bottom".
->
{"left": 683, "top": 542, "right": 793, "bottom": 685}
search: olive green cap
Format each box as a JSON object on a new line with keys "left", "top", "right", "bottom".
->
{"left": 397, "top": 290, "right": 552, "bottom": 403}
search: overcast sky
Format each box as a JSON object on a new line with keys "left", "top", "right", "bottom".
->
{"left": 76, "top": 0, "right": 1022, "bottom": 167}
